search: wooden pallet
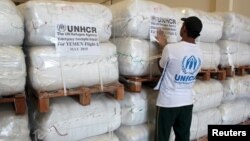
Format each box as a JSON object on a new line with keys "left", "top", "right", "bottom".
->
{"left": 235, "top": 66, "right": 250, "bottom": 76}
{"left": 218, "top": 65, "right": 235, "bottom": 77}
{"left": 0, "top": 93, "right": 26, "bottom": 115}
{"left": 33, "top": 82, "right": 124, "bottom": 113}
{"left": 119, "top": 75, "right": 160, "bottom": 92}
{"left": 197, "top": 69, "right": 227, "bottom": 81}
{"left": 219, "top": 65, "right": 250, "bottom": 76}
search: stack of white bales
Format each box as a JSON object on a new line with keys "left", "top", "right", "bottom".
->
{"left": 177, "top": 8, "right": 223, "bottom": 70}
{"left": 0, "top": 0, "right": 28, "bottom": 140}
{"left": 218, "top": 12, "right": 250, "bottom": 125}
{"left": 116, "top": 87, "right": 158, "bottom": 141}
{"left": 110, "top": 0, "right": 184, "bottom": 77}
{"left": 0, "top": 0, "right": 26, "bottom": 97}
{"left": 218, "top": 13, "right": 250, "bottom": 66}
{"left": 19, "top": 1, "right": 121, "bottom": 140}
{"left": 219, "top": 75, "right": 250, "bottom": 124}
{"left": 19, "top": 0, "right": 118, "bottom": 91}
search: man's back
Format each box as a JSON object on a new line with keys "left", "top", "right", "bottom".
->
{"left": 156, "top": 41, "right": 203, "bottom": 107}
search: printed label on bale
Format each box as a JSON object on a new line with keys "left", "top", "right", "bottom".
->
{"left": 150, "top": 16, "right": 177, "bottom": 42}
{"left": 55, "top": 22, "right": 100, "bottom": 56}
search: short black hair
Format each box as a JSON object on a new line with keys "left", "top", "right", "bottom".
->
{"left": 181, "top": 16, "right": 203, "bottom": 39}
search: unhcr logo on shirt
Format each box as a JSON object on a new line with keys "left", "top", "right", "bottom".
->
{"left": 175, "top": 55, "right": 201, "bottom": 84}
{"left": 182, "top": 56, "right": 201, "bottom": 74}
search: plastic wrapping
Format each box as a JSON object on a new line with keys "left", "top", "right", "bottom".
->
{"left": 30, "top": 94, "right": 121, "bottom": 141}
{"left": 115, "top": 124, "right": 154, "bottom": 141}
{"left": 199, "top": 42, "right": 221, "bottom": 69}
{"left": 79, "top": 133, "right": 119, "bottom": 141}
{"left": 0, "top": 46, "right": 26, "bottom": 96}
{"left": 191, "top": 108, "right": 221, "bottom": 140}
{"left": 218, "top": 40, "right": 250, "bottom": 67}
{"left": 193, "top": 79, "right": 223, "bottom": 112}
{"left": 27, "top": 42, "right": 118, "bottom": 91}
{"left": 220, "top": 12, "right": 250, "bottom": 44}
{"left": 18, "top": 0, "right": 112, "bottom": 46}
{"left": 0, "top": 0, "right": 24, "bottom": 46}
{"left": 111, "top": 37, "right": 161, "bottom": 76}
{"left": 120, "top": 86, "right": 159, "bottom": 126}
{"left": 219, "top": 99, "right": 249, "bottom": 124}
{"left": 0, "top": 103, "right": 30, "bottom": 141}
{"left": 220, "top": 75, "right": 250, "bottom": 102}
{"left": 109, "top": 0, "right": 183, "bottom": 43}
{"left": 120, "top": 90, "right": 148, "bottom": 126}
{"left": 177, "top": 8, "right": 223, "bottom": 43}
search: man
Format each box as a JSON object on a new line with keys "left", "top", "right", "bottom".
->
{"left": 154, "top": 16, "right": 203, "bottom": 141}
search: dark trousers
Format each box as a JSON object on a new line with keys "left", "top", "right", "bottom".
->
{"left": 154, "top": 105, "right": 193, "bottom": 141}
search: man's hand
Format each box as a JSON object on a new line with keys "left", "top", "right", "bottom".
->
{"left": 155, "top": 29, "right": 167, "bottom": 49}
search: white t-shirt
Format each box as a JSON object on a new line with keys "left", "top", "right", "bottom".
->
{"left": 155, "top": 41, "right": 203, "bottom": 108}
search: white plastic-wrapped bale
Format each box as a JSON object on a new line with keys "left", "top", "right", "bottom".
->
{"left": 79, "top": 134, "right": 119, "bottom": 141}
{"left": 146, "top": 88, "right": 158, "bottom": 123}
{"left": 115, "top": 124, "right": 154, "bottom": 141}
{"left": 220, "top": 12, "right": 250, "bottom": 44}
{"left": 0, "top": 47, "right": 26, "bottom": 96}
{"left": 120, "top": 87, "right": 159, "bottom": 126}
{"left": 31, "top": 94, "right": 121, "bottom": 141}
{"left": 120, "top": 90, "right": 148, "bottom": 126}
{"left": 199, "top": 42, "right": 221, "bottom": 69}
{"left": 18, "top": 1, "right": 112, "bottom": 46}
{"left": 177, "top": 8, "right": 223, "bottom": 43}
{"left": 218, "top": 40, "right": 250, "bottom": 67}
{"left": 221, "top": 76, "right": 250, "bottom": 102}
{"left": 220, "top": 78, "right": 237, "bottom": 102}
{"left": 219, "top": 99, "right": 249, "bottom": 124}
{"left": 0, "top": 0, "right": 24, "bottom": 46}
{"left": 0, "top": 103, "right": 30, "bottom": 141}
{"left": 111, "top": 37, "right": 160, "bottom": 76}
{"left": 27, "top": 42, "right": 118, "bottom": 91}
{"left": 193, "top": 79, "right": 223, "bottom": 112}
{"left": 191, "top": 108, "right": 221, "bottom": 140}
{"left": 109, "top": 0, "right": 183, "bottom": 43}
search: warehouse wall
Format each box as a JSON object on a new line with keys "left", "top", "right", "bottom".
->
{"left": 232, "top": 0, "right": 250, "bottom": 17}
{"left": 113, "top": 0, "right": 250, "bottom": 18}
{"left": 12, "top": 0, "right": 250, "bottom": 17}
{"left": 154, "top": 0, "right": 216, "bottom": 12}
{"left": 215, "top": 0, "right": 250, "bottom": 17}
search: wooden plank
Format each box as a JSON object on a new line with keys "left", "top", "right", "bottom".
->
{"left": 38, "top": 97, "right": 50, "bottom": 113}
{"left": 14, "top": 94, "right": 26, "bottom": 115}
{"left": 120, "top": 75, "right": 159, "bottom": 92}
{"left": 198, "top": 69, "right": 226, "bottom": 81}
{"left": 0, "top": 93, "right": 26, "bottom": 115}
{"left": 33, "top": 82, "right": 124, "bottom": 112}
{"left": 0, "top": 98, "right": 14, "bottom": 103}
